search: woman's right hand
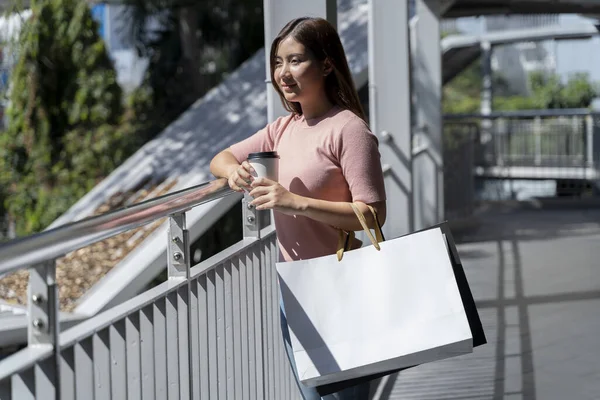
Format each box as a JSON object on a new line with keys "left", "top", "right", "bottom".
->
{"left": 227, "top": 161, "right": 255, "bottom": 192}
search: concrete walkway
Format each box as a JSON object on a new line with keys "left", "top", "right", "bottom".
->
{"left": 376, "top": 203, "right": 600, "bottom": 400}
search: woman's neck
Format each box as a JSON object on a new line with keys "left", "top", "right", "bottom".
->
{"left": 300, "top": 96, "right": 335, "bottom": 120}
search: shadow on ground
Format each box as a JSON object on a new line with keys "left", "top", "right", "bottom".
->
{"left": 375, "top": 201, "right": 600, "bottom": 400}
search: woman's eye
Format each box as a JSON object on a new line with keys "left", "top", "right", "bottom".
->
{"left": 291, "top": 59, "right": 300, "bottom": 65}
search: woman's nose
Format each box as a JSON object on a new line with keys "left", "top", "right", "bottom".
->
{"left": 278, "top": 62, "right": 291, "bottom": 79}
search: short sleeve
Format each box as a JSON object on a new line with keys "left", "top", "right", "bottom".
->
{"left": 229, "top": 115, "right": 291, "bottom": 163}
{"left": 336, "top": 118, "right": 386, "bottom": 204}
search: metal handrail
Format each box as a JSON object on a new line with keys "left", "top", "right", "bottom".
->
{"left": 444, "top": 108, "right": 596, "bottom": 120}
{"left": 0, "top": 178, "right": 234, "bottom": 275}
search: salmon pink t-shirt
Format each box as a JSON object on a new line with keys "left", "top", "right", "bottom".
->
{"left": 230, "top": 106, "right": 386, "bottom": 261}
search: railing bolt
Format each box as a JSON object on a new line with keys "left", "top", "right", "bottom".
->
{"left": 247, "top": 203, "right": 254, "bottom": 210}
{"left": 32, "top": 319, "right": 44, "bottom": 329}
{"left": 173, "top": 252, "right": 182, "bottom": 261}
{"left": 247, "top": 215, "right": 255, "bottom": 223}
{"left": 31, "top": 294, "right": 44, "bottom": 304}
{"left": 172, "top": 236, "right": 180, "bottom": 243}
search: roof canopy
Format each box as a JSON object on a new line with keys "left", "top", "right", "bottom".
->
{"left": 444, "top": 0, "right": 600, "bottom": 18}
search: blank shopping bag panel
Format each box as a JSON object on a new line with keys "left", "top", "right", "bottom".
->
{"left": 276, "top": 227, "right": 473, "bottom": 388}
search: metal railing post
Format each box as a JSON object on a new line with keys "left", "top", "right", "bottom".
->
{"left": 241, "top": 195, "right": 268, "bottom": 397}
{"left": 27, "top": 259, "right": 60, "bottom": 399}
{"left": 167, "top": 213, "right": 192, "bottom": 399}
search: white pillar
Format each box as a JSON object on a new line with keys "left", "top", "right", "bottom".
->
{"left": 263, "top": 0, "right": 337, "bottom": 122}
{"left": 413, "top": 0, "right": 443, "bottom": 231}
{"left": 369, "top": 0, "right": 413, "bottom": 238}
{"left": 480, "top": 41, "right": 494, "bottom": 165}
{"left": 480, "top": 41, "right": 493, "bottom": 117}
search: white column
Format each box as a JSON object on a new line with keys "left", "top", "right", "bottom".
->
{"left": 263, "top": 0, "right": 337, "bottom": 122}
{"left": 480, "top": 41, "right": 493, "bottom": 117}
{"left": 480, "top": 41, "right": 494, "bottom": 166}
{"left": 413, "top": 0, "right": 443, "bottom": 231}
{"left": 369, "top": 0, "right": 413, "bottom": 238}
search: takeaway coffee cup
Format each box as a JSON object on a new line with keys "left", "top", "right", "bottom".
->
{"left": 247, "top": 151, "right": 280, "bottom": 181}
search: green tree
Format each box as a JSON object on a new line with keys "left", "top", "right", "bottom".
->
{"left": 0, "top": 0, "right": 139, "bottom": 236}
{"left": 121, "top": 0, "right": 264, "bottom": 135}
{"left": 444, "top": 64, "right": 598, "bottom": 114}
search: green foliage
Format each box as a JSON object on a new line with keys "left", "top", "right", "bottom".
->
{"left": 530, "top": 71, "right": 597, "bottom": 109}
{"left": 492, "top": 96, "right": 539, "bottom": 111}
{"left": 0, "top": 0, "right": 141, "bottom": 236}
{"left": 444, "top": 61, "right": 599, "bottom": 114}
{"left": 122, "top": 0, "right": 264, "bottom": 134}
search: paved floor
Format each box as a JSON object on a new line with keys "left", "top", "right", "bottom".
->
{"left": 376, "top": 203, "right": 600, "bottom": 400}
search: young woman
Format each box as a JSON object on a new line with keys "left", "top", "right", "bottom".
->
{"left": 210, "top": 17, "right": 386, "bottom": 400}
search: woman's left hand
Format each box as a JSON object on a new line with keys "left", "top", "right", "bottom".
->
{"left": 249, "top": 178, "right": 305, "bottom": 215}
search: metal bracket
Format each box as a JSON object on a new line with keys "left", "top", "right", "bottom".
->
{"left": 28, "top": 260, "right": 58, "bottom": 347}
{"left": 168, "top": 213, "right": 190, "bottom": 279}
{"left": 242, "top": 195, "right": 261, "bottom": 239}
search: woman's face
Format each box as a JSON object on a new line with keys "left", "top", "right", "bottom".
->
{"left": 274, "top": 37, "right": 328, "bottom": 106}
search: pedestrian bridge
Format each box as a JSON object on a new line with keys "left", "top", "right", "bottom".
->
{"left": 2, "top": 175, "right": 600, "bottom": 400}
{"left": 444, "top": 110, "right": 600, "bottom": 183}
{"left": 3, "top": 0, "right": 600, "bottom": 398}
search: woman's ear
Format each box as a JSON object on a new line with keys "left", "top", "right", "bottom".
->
{"left": 323, "top": 58, "right": 333, "bottom": 76}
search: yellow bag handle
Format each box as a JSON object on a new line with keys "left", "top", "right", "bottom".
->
{"left": 336, "top": 203, "right": 385, "bottom": 261}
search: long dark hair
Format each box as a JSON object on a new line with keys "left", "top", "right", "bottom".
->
{"left": 270, "top": 17, "right": 367, "bottom": 122}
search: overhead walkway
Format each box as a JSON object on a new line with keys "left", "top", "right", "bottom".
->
{"left": 442, "top": 23, "right": 600, "bottom": 84}
{"left": 3, "top": 0, "right": 600, "bottom": 348}
{"left": 444, "top": 0, "right": 600, "bottom": 17}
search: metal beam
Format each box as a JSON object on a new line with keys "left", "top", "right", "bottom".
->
{"left": 442, "top": 24, "right": 599, "bottom": 50}
{"left": 263, "top": 0, "right": 337, "bottom": 122}
{"left": 369, "top": 0, "right": 413, "bottom": 238}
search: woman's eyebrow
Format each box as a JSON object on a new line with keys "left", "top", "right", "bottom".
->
{"left": 275, "top": 53, "right": 304, "bottom": 60}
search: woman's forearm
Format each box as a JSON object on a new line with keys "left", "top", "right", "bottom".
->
{"left": 209, "top": 148, "right": 240, "bottom": 179}
{"left": 295, "top": 197, "right": 386, "bottom": 233}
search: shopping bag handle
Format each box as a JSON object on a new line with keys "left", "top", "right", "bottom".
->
{"left": 336, "top": 203, "right": 385, "bottom": 261}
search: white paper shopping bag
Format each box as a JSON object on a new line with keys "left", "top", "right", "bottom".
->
{"left": 276, "top": 223, "right": 474, "bottom": 388}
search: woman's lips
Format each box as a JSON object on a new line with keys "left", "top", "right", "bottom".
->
{"left": 281, "top": 83, "right": 297, "bottom": 92}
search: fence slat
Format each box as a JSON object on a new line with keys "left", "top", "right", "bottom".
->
{"left": 245, "top": 249, "right": 257, "bottom": 400}
{"left": 263, "top": 239, "right": 274, "bottom": 400}
{"left": 177, "top": 285, "right": 190, "bottom": 400}
{"left": 153, "top": 299, "right": 168, "bottom": 399}
{"left": 12, "top": 368, "right": 34, "bottom": 400}
{"left": 34, "top": 357, "right": 57, "bottom": 400}
{"left": 109, "top": 322, "right": 126, "bottom": 400}
{"left": 216, "top": 267, "right": 227, "bottom": 400}
{"left": 231, "top": 257, "right": 243, "bottom": 400}
{"left": 126, "top": 313, "right": 142, "bottom": 400}
{"left": 197, "top": 275, "right": 210, "bottom": 400}
{"left": 270, "top": 236, "right": 284, "bottom": 400}
{"left": 207, "top": 270, "right": 219, "bottom": 399}
{"left": 166, "top": 291, "right": 180, "bottom": 400}
{"left": 140, "top": 306, "right": 155, "bottom": 400}
{"left": 0, "top": 376, "right": 11, "bottom": 400}
{"left": 238, "top": 253, "right": 250, "bottom": 400}
{"left": 60, "top": 346, "right": 75, "bottom": 400}
{"left": 252, "top": 245, "right": 265, "bottom": 400}
{"left": 93, "top": 330, "right": 111, "bottom": 400}
{"left": 75, "top": 339, "right": 95, "bottom": 400}
{"left": 224, "top": 262, "right": 235, "bottom": 398}
{"left": 189, "top": 279, "right": 201, "bottom": 400}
